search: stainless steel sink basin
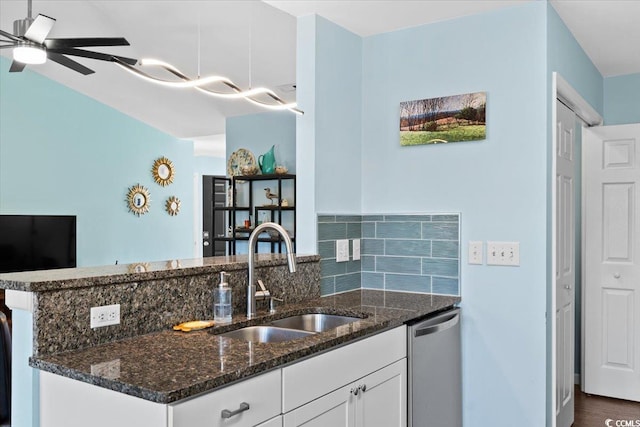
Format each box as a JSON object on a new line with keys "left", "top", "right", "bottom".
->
{"left": 219, "top": 326, "right": 315, "bottom": 343}
{"left": 270, "top": 313, "right": 361, "bottom": 333}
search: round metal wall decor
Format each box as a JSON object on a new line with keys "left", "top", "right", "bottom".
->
{"left": 165, "top": 196, "right": 181, "bottom": 216}
{"left": 126, "top": 184, "right": 151, "bottom": 216}
{"left": 152, "top": 156, "right": 175, "bottom": 186}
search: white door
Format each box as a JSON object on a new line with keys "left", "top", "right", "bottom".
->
{"left": 584, "top": 123, "right": 640, "bottom": 402}
{"left": 555, "top": 100, "right": 577, "bottom": 427}
{"left": 283, "top": 383, "right": 355, "bottom": 427}
{"left": 355, "top": 360, "right": 406, "bottom": 427}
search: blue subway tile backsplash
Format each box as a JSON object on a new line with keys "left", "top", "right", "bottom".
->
{"left": 376, "top": 222, "right": 422, "bottom": 239}
{"left": 317, "top": 213, "right": 460, "bottom": 296}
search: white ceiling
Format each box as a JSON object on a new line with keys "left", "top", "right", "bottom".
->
{"left": 1, "top": 0, "right": 638, "bottom": 142}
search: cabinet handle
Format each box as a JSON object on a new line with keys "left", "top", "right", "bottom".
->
{"left": 221, "top": 402, "right": 250, "bottom": 419}
{"left": 351, "top": 387, "right": 359, "bottom": 396}
{"left": 360, "top": 384, "right": 367, "bottom": 393}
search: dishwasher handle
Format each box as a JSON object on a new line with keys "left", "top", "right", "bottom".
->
{"left": 414, "top": 310, "right": 460, "bottom": 338}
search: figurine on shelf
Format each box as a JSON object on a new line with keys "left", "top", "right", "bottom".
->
{"left": 264, "top": 188, "right": 279, "bottom": 205}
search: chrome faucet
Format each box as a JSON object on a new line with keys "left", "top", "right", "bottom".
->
{"left": 247, "top": 222, "right": 296, "bottom": 318}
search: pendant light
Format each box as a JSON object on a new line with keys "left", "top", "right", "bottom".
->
{"left": 114, "top": 4, "right": 302, "bottom": 115}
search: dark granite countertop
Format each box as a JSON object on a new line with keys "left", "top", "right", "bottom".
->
{"left": 0, "top": 254, "right": 319, "bottom": 292}
{"left": 30, "top": 289, "right": 459, "bottom": 404}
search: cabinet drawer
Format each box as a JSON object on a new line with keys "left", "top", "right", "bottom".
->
{"left": 169, "top": 369, "right": 281, "bottom": 427}
{"left": 282, "top": 326, "right": 406, "bottom": 412}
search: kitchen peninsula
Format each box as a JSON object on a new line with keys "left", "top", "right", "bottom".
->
{"left": 1, "top": 255, "right": 459, "bottom": 427}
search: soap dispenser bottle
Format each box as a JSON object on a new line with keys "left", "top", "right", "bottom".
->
{"left": 214, "top": 271, "right": 232, "bottom": 324}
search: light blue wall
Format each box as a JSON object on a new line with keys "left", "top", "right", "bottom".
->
{"left": 296, "top": 15, "right": 363, "bottom": 254}
{"left": 314, "top": 16, "right": 362, "bottom": 214}
{"left": 547, "top": 4, "right": 603, "bottom": 115}
{"left": 0, "top": 57, "right": 195, "bottom": 267}
{"left": 604, "top": 73, "right": 640, "bottom": 125}
{"left": 295, "top": 15, "right": 318, "bottom": 254}
{"left": 360, "top": 4, "right": 547, "bottom": 424}
{"left": 194, "top": 156, "right": 226, "bottom": 176}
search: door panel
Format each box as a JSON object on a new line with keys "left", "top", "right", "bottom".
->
{"left": 602, "top": 183, "right": 634, "bottom": 261}
{"left": 584, "top": 123, "right": 640, "bottom": 402}
{"left": 356, "top": 360, "right": 406, "bottom": 427}
{"left": 283, "top": 384, "right": 354, "bottom": 427}
{"left": 555, "top": 100, "right": 576, "bottom": 427}
{"left": 602, "top": 289, "right": 634, "bottom": 368}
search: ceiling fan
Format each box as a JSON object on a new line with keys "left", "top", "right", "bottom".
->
{"left": 0, "top": 0, "right": 137, "bottom": 75}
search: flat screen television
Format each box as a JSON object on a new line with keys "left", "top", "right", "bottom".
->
{"left": 0, "top": 215, "right": 76, "bottom": 273}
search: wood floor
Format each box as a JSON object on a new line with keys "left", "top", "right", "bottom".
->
{"left": 574, "top": 385, "right": 640, "bottom": 427}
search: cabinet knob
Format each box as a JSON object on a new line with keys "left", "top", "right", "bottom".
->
{"left": 614, "top": 272, "right": 621, "bottom": 279}
{"left": 360, "top": 384, "right": 367, "bottom": 393}
{"left": 350, "top": 387, "right": 359, "bottom": 396}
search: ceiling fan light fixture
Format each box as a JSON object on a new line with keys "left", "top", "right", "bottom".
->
{"left": 13, "top": 43, "right": 46, "bottom": 64}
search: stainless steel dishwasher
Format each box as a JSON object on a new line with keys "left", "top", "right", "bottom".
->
{"left": 407, "top": 307, "right": 461, "bottom": 427}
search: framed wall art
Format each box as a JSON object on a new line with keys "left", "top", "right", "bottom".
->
{"left": 400, "top": 91, "right": 486, "bottom": 146}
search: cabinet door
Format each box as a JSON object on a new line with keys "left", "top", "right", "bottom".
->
{"left": 256, "top": 415, "right": 283, "bottom": 427}
{"left": 355, "top": 359, "right": 407, "bottom": 427}
{"left": 283, "top": 384, "right": 355, "bottom": 427}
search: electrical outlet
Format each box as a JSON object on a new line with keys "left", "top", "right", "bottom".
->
{"left": 468, "top": 241, "right": 483, "bottom": 265}
{"left": 90, "top": 304, "right": 120, "bottom": 328}
{"left": 486, "top": 241, "right": 520, "bottom": 266}
{"left": 352, "top": 239, "right": 361, "bottom": 261}
{"left": 336, "top": 239, "right": 349, "bottom": 262}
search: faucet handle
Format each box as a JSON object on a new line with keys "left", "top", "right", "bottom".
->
{"left": 269, "top": 297, "right": 284, "bottom": 314}
{"left": 255, "top": 279, "right": 271, "bottom": 300}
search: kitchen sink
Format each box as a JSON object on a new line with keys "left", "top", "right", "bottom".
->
{"left": 219, "top": 326, "right": 315, "bottom": 343}
{"left": 270, "top": 313, "right": 361, "bottom": 333}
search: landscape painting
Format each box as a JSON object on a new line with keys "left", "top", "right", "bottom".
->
{"left": 399, "top": 91, "right": 486, "bottom": 146}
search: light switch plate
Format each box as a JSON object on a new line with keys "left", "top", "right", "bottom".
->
{"left": 336, "top": 239, "right": 349, "bottom": 262}
{"left": 468, "top": 241, "right": 483, "bottom": 265}
{"left": 486, "top": 241, "right": 520, "bottom": 266}
{"left": 352, "top": 239, "right": 361, "bottom": 260}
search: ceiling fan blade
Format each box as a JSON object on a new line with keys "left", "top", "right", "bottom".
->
{"left": 24, "top": 14, "right": 56, "bottom": 44}
{"left": 0, "top": 45, "right": 17, "bottom": 49}
{"left": 45, "top": 37, "right": 130, "bottom": 49}
{"left": 0, "top": 29, "right": 21, "bottom": 42}
{"left": 48, "top": 52, "right": 94, "bottom": 75}
{"left": 50, "top": 47, "right": 137, "bottom": 65}
{"left": 9, "top": 61, "right": 27, "bottom": 73}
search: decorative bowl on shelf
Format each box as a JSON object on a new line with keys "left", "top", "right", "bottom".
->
{"left": 275, "top": 165, "right": 288, "bottom": 175}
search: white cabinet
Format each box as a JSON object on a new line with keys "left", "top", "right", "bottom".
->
{"left": 39, "top": 326, "right": 407, "bottom": 427}
{"left": 282, "top": 326, "right": 406, "bottom": 413}
{"left": 40, "top": 371, "right": 168, "bottom": 427}
{"left": 169, "top": 369, "right": 282, "bottom": 427}
{"left": 283, "top": 360, "right": 406, "bottom": 427}
{"left": 256, "top": 416, "right": 283, "bottom": 427}
{"left": 40, "top": 368, "right": 281, "bottom": 427}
